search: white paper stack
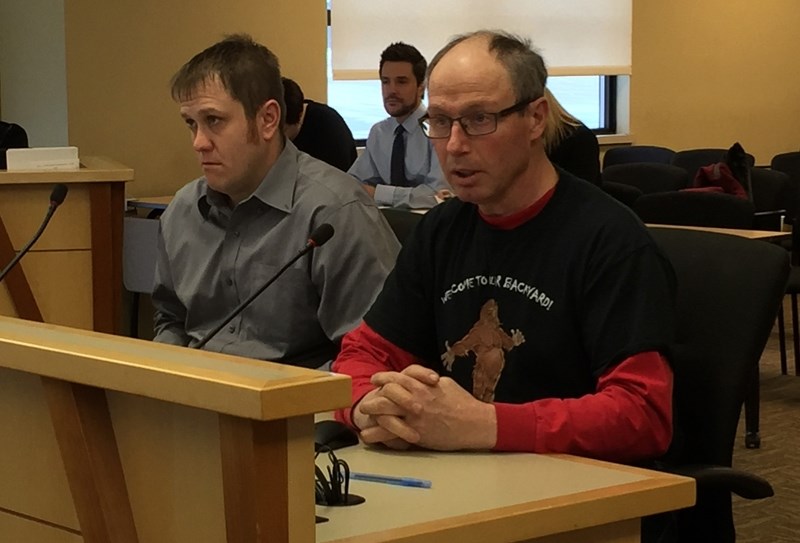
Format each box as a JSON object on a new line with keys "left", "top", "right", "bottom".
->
{"left": 6, "top": 147, "right": 80, "bottom": 171}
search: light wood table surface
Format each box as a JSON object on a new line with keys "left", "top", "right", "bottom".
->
{"left": 647, "top": 223, "right": 791, "bottom": 241}
{"left": 316, "top": 446, "right": 695, "bottom": 543}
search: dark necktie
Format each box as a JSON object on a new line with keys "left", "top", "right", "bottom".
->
{"left": 390, "top": 124, "right": 409, "bottom": 187}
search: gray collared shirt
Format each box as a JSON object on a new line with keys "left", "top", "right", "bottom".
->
{"left": 348, "top": 103, "right": 449, "bottom": 209}
{"left": 152, "top": 141, "right": 400, "bottom": 368}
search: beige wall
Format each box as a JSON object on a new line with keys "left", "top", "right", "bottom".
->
{"left": 631, "top": 0, "right": 800, "bottom": 165}
{"left": 7, "top": 2, "right": 799, "bottom": 195}
{"left": 64, "top": 0, "right": 327, "bottom": 198}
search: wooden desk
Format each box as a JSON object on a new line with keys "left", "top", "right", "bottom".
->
{"left": 0, "top": 315, "right": 351, "bottom": 542}
{"left": 0, "top": 156, "right": 133, "bottom": 333}
{"left": 647, "top": 223, "right": 791, "bottom": 242}
{"left": 317, "top": 447, "right": 695, "bottom": 543}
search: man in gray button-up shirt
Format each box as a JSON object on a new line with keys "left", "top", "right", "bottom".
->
{"left": 153, "top": 34, "right": 400, "bottom": 369}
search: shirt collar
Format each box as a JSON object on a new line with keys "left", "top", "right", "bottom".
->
{"left": 397, "top": 102, "right": 427, "bottom": 133}
{"left": 197, "top": 141, "right": 299, "bottom": 218}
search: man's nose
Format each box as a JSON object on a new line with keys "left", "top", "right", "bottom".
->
{"left": 192, "top": 128, "right": 212, "bottom": 152}
{"left": 446, "top": 121, "right": 469, "bottom": 155}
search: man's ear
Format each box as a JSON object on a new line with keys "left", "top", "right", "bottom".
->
{"left": 257, "top": 99, "right": 282, "bottom": 141}
{"left": 529, "top": 97, "right": 548, "bottom": 141}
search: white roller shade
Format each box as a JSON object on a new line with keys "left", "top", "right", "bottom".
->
{"left": 331, "top": 0, "right": 631, "bottom": 80}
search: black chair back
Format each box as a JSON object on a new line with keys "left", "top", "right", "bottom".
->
{"left": 771, "top": 152, "right": 800, "bottom": 221}
{"left": 601, "top": 163, "right": 689, "bottom": 194}
{"left": 650, "top": 228, "right": 788, "bottom": 542}
{"left": 380, "top": 208, "right": 423, "bottom": 246}
{"left": 771, "top": 151, "right": 800, "bottom": 181}
{"left": 602, "top": 145, "right": 675, "bottom": 169}
{"left": 750, "top": 168, "right": 793, "bottom": 213}
{"left": 634, "top": 191, "right": 754, "bottom": 229}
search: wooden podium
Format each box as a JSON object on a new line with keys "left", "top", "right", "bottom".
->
{"left": 0, "top": 316, "right": 351, "bottom": 542}
{"left": 0, "top": 157, "right": 133, "bottom": 334}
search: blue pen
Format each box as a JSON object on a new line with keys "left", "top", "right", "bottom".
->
{"left": 350, "top": 471, "right": 432, "bottom": 489}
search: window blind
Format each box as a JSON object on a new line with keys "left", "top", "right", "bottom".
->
{"left": 331, "top": 0, "right": 631, "bottom": 80}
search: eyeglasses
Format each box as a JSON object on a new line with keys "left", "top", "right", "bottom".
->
{"left": 419, "top": 98, "right": 538, "bottom": 139}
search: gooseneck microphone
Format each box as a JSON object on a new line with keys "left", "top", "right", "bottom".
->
{"left": 193, "top": 223, "right": 335, "bottom": 350}
{"left": 0, "top": 184, "right": 69, "bottom": 283}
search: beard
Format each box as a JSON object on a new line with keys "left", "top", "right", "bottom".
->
{"left": 385, "top": 99, "right": 417, "bottom": 119}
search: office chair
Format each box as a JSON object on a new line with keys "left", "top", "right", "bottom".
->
{"left": 771, "top": 152, "right": 800, "bottom": 185}
{"left": 380, "top": 208, "right": 423, "bottom": 246}
{"left": 750, "top": 168, "right": 791, "bottom": 217}
{"left": 748, "top": 168, "right": 799, "bottom": 374}
{"left": 602, "top": 144, "right": 675, "bottom": 170}
{"left": 650, "top": 228, "right": 788, "bottom": 543}
{"left": 779, "top": 265, "right": 800, "bottom": 377}
{"left": 601, "top": 163, "right": 689, "bottom": 194}
{"left": 123, "top": 217, "right": 160, "bottom": 338}
{"left": 634, "top": 191, "right": 755, "bottom": 229}
{"left": 775, "top": 222, "right": 800, "bottom": 377}
{"left": 770, "top": 152, "right": 800, "bottom": 226}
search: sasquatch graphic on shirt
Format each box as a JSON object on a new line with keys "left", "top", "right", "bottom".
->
{"left": 441, "top": 299, "right": 525, "bottom": 402}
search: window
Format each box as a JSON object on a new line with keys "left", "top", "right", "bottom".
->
{"left": 327, "top": 75, "right": 617, "bottom": 142}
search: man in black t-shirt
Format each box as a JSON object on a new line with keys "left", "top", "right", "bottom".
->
{"left": 282, "top": 77, "right": 357, "bottom": 172}
{"left": 332, "top": 31, "right": 676, "bottom": 464}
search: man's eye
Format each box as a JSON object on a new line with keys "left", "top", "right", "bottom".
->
{"left": 469, "top": 113, "right": 492, "bottom": 125}
{"left": 429, "top": 117, "right": 450, "bottom": 128}
{"left": 207, "top": 116, "right": 220, "bottom": 126}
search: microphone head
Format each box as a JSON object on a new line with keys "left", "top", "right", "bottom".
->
{"left": 308, "top": 223, "right": 334, "bottom": 248}
{"left": 50, "top": 184, "right": 69, "bottom": 207}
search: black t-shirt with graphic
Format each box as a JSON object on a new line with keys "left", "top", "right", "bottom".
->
{"left": 364, "top": 170, "right": 676, "bottom": 404}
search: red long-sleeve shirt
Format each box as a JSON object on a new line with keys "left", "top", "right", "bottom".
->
{"left": 333, "top": 321, "right": 673, "bottom": 463}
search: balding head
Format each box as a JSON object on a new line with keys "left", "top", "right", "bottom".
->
{"left": 427, "top": 31, "right": 547, "bottom": 104}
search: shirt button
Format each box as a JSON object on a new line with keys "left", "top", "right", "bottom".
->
{"left": 228, "top": 325, "right": 235, "bottom": 333}
{"left": 225, "top": 278, "right": 233, "bottom": 286}
{"left": 233, "top": 231, "right": 240, "bottom": 237}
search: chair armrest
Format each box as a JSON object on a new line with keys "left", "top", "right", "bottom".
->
{"left": 668, "top": 464, "right": 774, "bottom": 500}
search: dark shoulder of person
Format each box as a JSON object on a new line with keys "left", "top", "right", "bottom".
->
{"left": 295, "top": 100, "right": 357, "bottom": 172}
{"left": 547, "top": 123, "right": 601, "bottom": 185}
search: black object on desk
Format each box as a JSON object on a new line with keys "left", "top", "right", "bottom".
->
{"left": 0, "top": 121, "right": 28, "bottom": 169}
{"left": 314, "top": 419, "right": 359, "bottom": 451}
{"left": 315, "top": 448, "right": 365, "bottom": 507}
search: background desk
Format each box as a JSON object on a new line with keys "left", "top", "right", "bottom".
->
{"left": 317, "top": 447, "right": 694, "bottom": 543}
{"left": 647, "top": 223, "right": 792, "bottom": 242}
{"left": 0, "top": 157, "right": 133, "bottom": 333}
